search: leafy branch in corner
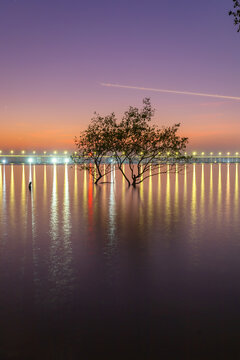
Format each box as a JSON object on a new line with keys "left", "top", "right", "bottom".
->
{"left": 229, "top": 0, "right": 240, "bottom": 32}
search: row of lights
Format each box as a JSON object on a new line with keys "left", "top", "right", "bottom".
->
{"left": 0, "top": 150, "right": 69, "bottom": 155}
{"left": 191, "top": 152, "right": 239, "bottom": 156}
{"left": 161, "top": 152, "right": 240, "bottom": 156}
{"left": 1, "top": 158, "right": 70, "bottom": 164}
{"left": 160, "top": 152, "right": 239, "bottom": 156}
{"left": 28, "top": 158, "right": 70, "bottom": 163}
{"left": 1, "top": 150, "right": 240, "bottom": 157}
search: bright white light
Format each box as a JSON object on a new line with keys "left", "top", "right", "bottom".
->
{"left": 52, "top": 158, "right": 57, "bottom": 163}
{"left": 2, "top": 159, "right": 6, "bottom": 164}
{"left": 65, "top": 158, "right": 69, "bottom": 163}
{"left": 28, "top": 158, "right": 33, "bottom": 163}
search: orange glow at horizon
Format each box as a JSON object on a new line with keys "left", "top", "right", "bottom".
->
{"left": 1, "top": 102, "right": 240, "bottom": 151}
{"left": 1, "top": 124, "right": 240, "bottom": 152}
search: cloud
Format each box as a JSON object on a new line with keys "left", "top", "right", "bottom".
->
{"left": 101, "top": 83, "right": 240, "bottom": 101}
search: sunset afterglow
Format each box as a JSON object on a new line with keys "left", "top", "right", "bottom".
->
{"left": 0, "top": 0, "right": 240, "bottom": 151}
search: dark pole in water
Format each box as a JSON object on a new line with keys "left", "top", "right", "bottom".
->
{"left": 28, "top": 181, "right": 32, "bottom": 191}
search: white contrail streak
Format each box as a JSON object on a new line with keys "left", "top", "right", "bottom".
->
{"left": 101, "top": 83, "right": 240, "bottom": 101}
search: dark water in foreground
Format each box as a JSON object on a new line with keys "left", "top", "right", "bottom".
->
{"left": 1, "top": 163, "right": 240, "bottom": 359}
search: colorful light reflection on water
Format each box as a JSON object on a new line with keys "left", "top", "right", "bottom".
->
{"left": 0, "top": 164, "right": 240, "bottom": 358}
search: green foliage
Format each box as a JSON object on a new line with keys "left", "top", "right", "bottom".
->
{"left": 73, "top": 113, "right": 117, "bottom": 184}
{"left": 229, "top": 0, "right": 240, "bottom": 32}
{"left": 112, "top": 98, "right": 188, "bottom": 186}
{"left": 73, "top": 98, "right": 189, "bottom": 186}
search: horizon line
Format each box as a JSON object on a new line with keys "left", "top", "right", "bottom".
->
{"left": 101, "top": 83, "right": 240, "bottom": 101}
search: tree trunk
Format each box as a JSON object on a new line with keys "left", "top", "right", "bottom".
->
{"left": 131, "top": 174, "right": 138, "bottom": 187}
{"left": 118, "top": 166, "right": 130, "bottom": 186}
{"left": 94, "top": 175, "right": 102, "bottom": 184}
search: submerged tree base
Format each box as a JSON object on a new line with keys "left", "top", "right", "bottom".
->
{"left": 73, "top": 98, "right": 189, "bottom": 186}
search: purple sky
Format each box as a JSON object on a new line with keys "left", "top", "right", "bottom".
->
{"left": 0, "top": 0, "right": 239, "bottom": 152}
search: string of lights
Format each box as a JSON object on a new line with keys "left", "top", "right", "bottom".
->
{"left": 0, "top": 150, "right": 240, "bottom": 164}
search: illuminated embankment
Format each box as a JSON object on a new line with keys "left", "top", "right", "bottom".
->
{"left": 1, "top": 150, "right": 240, "bottom": 164}
{"left": 0, "top": 150, "right": 73, "bottom": 164}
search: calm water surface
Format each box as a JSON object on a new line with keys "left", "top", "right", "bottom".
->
{"left": 0, "top": 164, "right": 240, "bottom": 359}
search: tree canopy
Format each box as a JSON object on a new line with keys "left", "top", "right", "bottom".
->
{"left": 73, "top": 98, "right": 189, "bottom": 186}
{"left": 73, "top": 113, "right": 117, "bottom": 184}
{"left": 112, "top": 98, "right": 188, "bottom": 186}
{"left": 229, "top": 0, "right": 240, "bottom": 32}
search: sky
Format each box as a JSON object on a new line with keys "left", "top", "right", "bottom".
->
{"left": 0, "top": 0, "right": 240, "bottom": 152}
